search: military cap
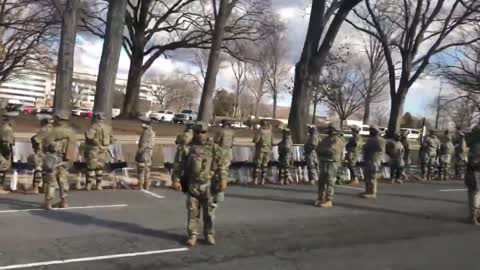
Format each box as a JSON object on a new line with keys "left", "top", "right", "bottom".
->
{"left": 193, "top": 122, "right": 209, "bottom": 132}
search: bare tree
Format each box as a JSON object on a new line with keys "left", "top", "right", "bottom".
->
{"left": 288, "top": 0, "right": 363, "bottom": 143}
{"left": 149, "top": 71, "right": 199, "bottom": 111}
{"left": 197, "top": 0, "right": 271, "bottom": 122}
{"left": 358, "top": 35, "right": 388, "bottom": 124}
{"left": 448, "top": 93, "right": 480, "bottom": 129}
{"left": 265, "top": 21, "right": 291, "bottom": 119}
{"left": 246, "top": 57, "right": 269, "bottom": 118}
{"left": 348, "top": 0, "right": 480, "bottom": 137}
{"left": 316, "top": 64, "right": 365, "bottom": 127}
{"left": 230, "top": 56, "right": 247, "bottom": 118}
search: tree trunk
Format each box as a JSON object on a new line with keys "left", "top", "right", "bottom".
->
{"left": 233, "top": 95, "right": 239, "bottom": 118}
{"left": 387, "top": 90, "right": 407, "bottom": 138}
{"left": 54, "top": 0, "right": 78, "bottom": 117}
{"left": 272, "top": 95, "right": 277, "bottom": 119}
{"left": 312, "top": 102, "right": 317, "bottom": 124}
{"left": 254, "top": 99, "right": 260, "bottom": 117}
{"left": 197, "top": 0, "right": 230, "bottom": 123}
{"left": 363, "top": 98, "right": 371, "bottom": 124}
{"left": 122, "top": 49, "right": 144, "bottom": 117}
{"left": 93, "top": 0, "right": 127, "bottom": 120}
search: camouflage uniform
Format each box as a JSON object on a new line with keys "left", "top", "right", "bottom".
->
{"left": 386, "top": 134, "right": 405, "bottom": 184}
{"left": 183, "top": 122, "right": 223, "bottom": 246}
{"left": 454, "top": 132, "right": 468, "bottom": 179}
{"left": 400, "top": 132, "right": 410, "bottom": 177}
{"left": 42, "top": 113, "right": 77, "bottom": 209}
{"left": 213, "top": 120, "right": 234, "bottom": 186}
{"left": 0, "top": 116, "right": 13, "bottom": 193}
{"left": 30, "top": 118, "right": 53, "bottom": 193}
{"left": 315, "top": 125, "right": 345, "bottom": 208}
{"left": 278, "top": 129, "right": 293, "bottom": 185}
{"left": 362, "top": 125, "right": 386, "bottom": 199}
{"left": 171, "top": 127, "right": 193, "bottom": 191}
{"left": 345, "top": 128, "right": 362, "bottom": 184}
{"left": 420, "top": 130, "right": 440, "bottom": 181}
{"left": 439, "top": 133, "right": 455, "bottom": 181}
{"left": 252, "top": 121, "right": 273, "bottom": 185}
{"left": 465, "top": 125, "right": 480, "bottom": 225}
{"left": 304, "top": 126, "right": 319, "bottom": 183}
{"left": 135, "top": 119, "right": 155, "bottom": 190}
{"left": 84, "top": 113, "right": 113, "bottom": 191}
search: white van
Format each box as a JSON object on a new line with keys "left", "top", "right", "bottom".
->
{"left": 401, "top": 128, "right": 421, "bottom": 140}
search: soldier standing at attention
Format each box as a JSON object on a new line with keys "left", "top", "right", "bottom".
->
{"left": 135, "top": 117, "right": 155, "bottom": 190}
{"left": 455, "top": 130, "right": 468, "bottom": 180}
{"left": 314, "top": 124, "right": 345, "bottom": 208}
{"left": 278, "top": 128, "right": 293, "bottom": 185}
{"left": 0, "top": 113, "right": 13, "bottom": 194}
{"left": 84, "top": 112, "right": 113, "bottom": 191}
{"left": 213, "top": 119, "right": 234, "bottom": 189}
{"left": 183, "top": 122, "right": 223, "bottom": 246}
{"left": 400, "top": 131, "right": 410, "bottom": 179}
{"left": 171, "top": 126, "right": 193, "bottom": 191}
{"left": 361, "top": 125, "right": 386, "bottom": 199}
{"left": 42, "top": 112, "right": 76, "bottom": 209}
{"left": 345, "top": 126, "right": 362, "bottom": 185}
{"left": 304, "top": 126, "right": 319, "bottom": 184}
{"left": 465, "top": 124, "right": 480, "bottom": 225}
{"left": 439, "top": 132, "right": 455, "bottom": 181}
{"left": 420, "top": 129, "right": 440, "bottom": 181}
{"left": 386, "top": 134, "right": 405, "bottom": 184}
{"left": 252, "top": 120, "right": 273, "bottom": 185}
{"left": 29, "top": 116, "right": 53, "bottom": 194}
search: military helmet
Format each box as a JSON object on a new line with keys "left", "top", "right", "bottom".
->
{"left": 351, "top": 126, "right": 360, "bottom": 133}
{"left": 307, "top": 125, "right": 316, "bottom": 133}
{"left": 327, "top": 123, "right": 340, "bottom": 134}
{"left": 193, "top": 122, "right": 209, "bottom": 133}
{"left": 259, "top": 119, "right": 269, "bottom": 127}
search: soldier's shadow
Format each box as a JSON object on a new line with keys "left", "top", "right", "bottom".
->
{"left": 30, "top": 209, "right": 185, "bottom": 244}
{"left": 0, "top": 197, "right": 42, "bottom": 209}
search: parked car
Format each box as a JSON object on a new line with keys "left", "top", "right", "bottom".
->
{"left": 35, "top": 107, "right": 53, "bottom": 114}
{"left": 150, "top": 110, "right": 175, "bottom": 122}
{"left": 180, "top": 109, "right": 197, "bottom": 121}
{"left": 21, "top": 106, "right": 36, "bottom": 115}
{"left": 172, "top": 113, "right": 189, "bottom": 124}
{"left": 401, "top": 128, "right": 421, "bottom": 140}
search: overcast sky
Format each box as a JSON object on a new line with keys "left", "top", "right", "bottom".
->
{"left": 74, "top": 0, "right": 444, "bottom": 118}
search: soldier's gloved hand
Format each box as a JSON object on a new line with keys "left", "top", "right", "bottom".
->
{"left": 219, "top": 179, "right": 228, "bottom": 192}
{"left": 172, "top": 181, "right": 182, "bottom": 192}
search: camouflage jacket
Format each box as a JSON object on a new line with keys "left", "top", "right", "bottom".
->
{"left": 346, "top": 134, "right": 362, "bottom": 157}
{"left": 304, "top": 132, "right": 319, "bottom": 154}
{"left": 278, "top": 135, "right": 293, "bottom": 156}
{"left": 0, "top": 122, "right": 14, "bottom": 158}
{"left": 386, "top": 140, "right": 404, "bottom": 161}
{"left": 317, "top": 134, "right": 345, "bottom": 164}
{"left": 138, "top": 126, "right": 155, "bottom": 153}
{"left": 422, "top": 135, "right": 440, "bottom": 156}
{"left": 43, "top": 122, "right": 77, "bottom": 160}
{"left": 253, "top": 127, "right": 273, "bottom": 152}
{"left": 467, "top": 126, "right": 480, "bottom": 169}
{"left": 214, "top": 128, "right": 234, "bottom": 149}
{"left": 455, "top": 137, "right": 468, "bottom": 161}
{"left": 85, "top": 122, "right": 113, "bottom": 152}
{"left": 362, "top": 135, "right": 386, "bottom": 164}
{"left": 31, "top": 124, "right": 52, "bottom": 153}
{"left": 183, "top": 142, "right": 221, "bottom": 184}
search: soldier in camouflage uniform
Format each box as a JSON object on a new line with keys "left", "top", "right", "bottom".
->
{"left": 314, "top": 124, "right": 345, "bottom": 208}
{"left": 361, "top": 125, "right": 386, "bottom": 199}
{"left": 278, "top": 128, "right": 293, "bottom": 185}
{"left": 455, "top": 131, "right": 468, "bottom": 180}
{"left": 42, "top": 112, "right": 77, "bottom": 209}
{"left": 304, "top": 126, "right": 319, "bottom": 184}
{"left": 29, "top": 117, "right": 53, "bottom": 194}
{"left": 0, "top": 113, "right": 13, "bottom": 194}
{"left": 420, "top": 129, "right": 440, "bottom": 181}
{"left": 465, "top": 124, "right": 480, "bottom": 225}
{"left": 84, "top": 112, "right": 113, "bottom": 191}
{"left": 252, "top": 120, "right": 273, "bottom": 185}
{"left": 213, "top": 119, "right": 234, "bottom": 187}
{"left": 345, "top": 127, "right": 362, "bottom": 185}
{"left": 135, "top": 117, "right": 155, "bottom": 190}
{"left": 171, "top": 126, "right": 193, "bottom": 191}
{"left": 386, "top": 134, "right": 405, "bottom": 184}
{"left": 400, "top": 131, "right": 410, "bottom": 179}
{"left": 439, "top": 132, "right": 455, "bottom": 181}
{"left": 183, "top": 122, "right": 223, "bottom": 246}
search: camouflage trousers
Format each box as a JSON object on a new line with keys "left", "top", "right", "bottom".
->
{"left": 345, "top": 153, "right": 359, "bottom": 181}
{"left": 44, "top": 165, "right": 69, "bottom": 202}
{"left": 465, "top": 167, "right": 480, "bottom": 218}
{"left": 364, "top": 162, "right": 380, "bottom": 194}
{"left": 33, "top": 152, "right": 44, "bottom": 185}
{"left": 305, "top": 152, "right": 318, "bottom": 182}
{"left": 318, "top": 161, "right": 338, "bottom": 201}
{"left": 389, "top": 159, "right": 405, "bottom": 180}
{"left": 186, "top": 184, "right": 217, "bottom": 237}
{"left": 455, "top": 159, "right": 467, "bottom": 179}
{"left": 278, "top": 153, "right": 292, "bottom": 184}
{"left": 253, "top": 150, "right": 271, "bottom": 179}
{"left": 85, "top": 149, "right": 108, "bottom": 185}
{"left": 420, "top": 154, "right": 437, "bottom": 180}
{"left": 137, "top": 160, "right": 151, "bottom": 189}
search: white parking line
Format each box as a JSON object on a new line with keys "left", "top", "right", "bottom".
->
{"left": 336, "top": 185, "right": 364, "bottom": 191}
{"left": 0, "top": 204, "right": 128, "bottom": 214}
{"left": 439, "top": 189, "right": 468, "bottom": 192}
{"left": 0, "top": 247, "right": 189, "bottom": 269}
{"left": 141, "top": 189, "right": 165, "bottom": 199}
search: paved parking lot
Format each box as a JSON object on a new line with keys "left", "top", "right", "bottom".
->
{"left": 0, "top": 182, "right": 477, "bottom": 270}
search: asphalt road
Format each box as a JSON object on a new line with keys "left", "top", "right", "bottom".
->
{"left": 0, "top": 181, "right": 476, "bottom": 270}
